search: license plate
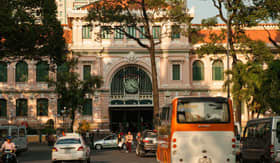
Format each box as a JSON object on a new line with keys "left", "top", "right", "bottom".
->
{"left": 64, "top": 149, "right": 71, "bottom": 154}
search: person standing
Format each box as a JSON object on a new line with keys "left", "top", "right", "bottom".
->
{"left": 125, "top": 131, "right": 133, "bottom": 153}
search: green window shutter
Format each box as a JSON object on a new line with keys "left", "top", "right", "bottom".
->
{"left": 37, "top": 99, "right": 48, "bottom": 116}
{"left": 139, "top": 26, "right": 146, "bottom": 39}
{"left": 127, "top": 26, "right": 136, "bottom": 39}
{"left": 16, "top": 99, "right": 28, "bottom": 116}
{"left": 83, "top": 99, "right": 92, "bottom": 115}
{"left": 213, "top": 61, "right": 224, "bottom": 80}
{"left": 152, "top": 26, "right": 160, "bottom": 39}
{"left": 57, "top": 64, "right": 68, "bottom": 81}
{"left": 172, "top": 64, "right": 180, "bottom": 80}
{"left": 101, "top": 26, "right": 111, "bottom": 39}
{"left": 36, "top": 61, "right": 49, "bottom": 82}
{"left": 0, "top": 62, "right": 7, "bottom": 82}
{"left": 0, "top": 99, "right": 7, "bottom": 117}
{"left": 82, "top": 26, "right": 91, "bottom": 39}
{"left": 114, "top": 27, "right": 124, "bottom": 39}
{"left": 16, "top": 62, "right": 28, "bottom": 82}
{"left": 83, "top": 65, "right": 91, "bottom": 81}
{"left": 171, "top": 25, "right": 180, "bottom": 39}
{"left": 193, "top": 61, "right": 204, "bottom": 81}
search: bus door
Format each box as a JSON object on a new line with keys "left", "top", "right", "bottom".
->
{"left": 18, "top": 127, "right": 27, "bottom": 151}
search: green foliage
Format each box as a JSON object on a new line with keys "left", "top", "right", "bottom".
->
{"left": 0, "top": 0, "right": 67, "bottom": 64}
{"left": 262, "top": 60, "right": 280, "bottom": 113}
{"left": 201, "top": 17, "right": 218, "bottom": 27}
{"left": 49, "top": 59, "right": 103, "bottom": 131}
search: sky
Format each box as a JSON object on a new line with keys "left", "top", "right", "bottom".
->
{"left": 188, "top": 0, "right": 221, "bottom": 24}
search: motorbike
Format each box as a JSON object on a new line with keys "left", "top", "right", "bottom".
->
{"left": 1, "top": 150, "right": 18, "bottom": 163}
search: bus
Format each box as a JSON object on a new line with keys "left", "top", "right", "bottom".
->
{"left": 156, "top": 97, "right": 236, "bottom": 163}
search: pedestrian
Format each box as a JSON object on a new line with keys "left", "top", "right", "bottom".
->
{"left": 125, "top": 131, "right": 133, "bottom": 153}
{"left": 136, "top": 132, "right": 141, "bottom": 144}
{"left": 117, "top": 133, "right": 122, "bottom": 151}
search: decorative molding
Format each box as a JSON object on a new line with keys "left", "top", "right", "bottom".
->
{"left": 124, "top": 51, "right": 139, "bottom": 64}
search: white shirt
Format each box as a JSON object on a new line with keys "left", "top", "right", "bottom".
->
{"left": 1, "top": 141, "right": 16, "bottom": 151}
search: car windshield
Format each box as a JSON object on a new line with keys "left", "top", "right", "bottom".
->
{"left": 145, "top": 132, "right": 157, "bottom": 138}
{"left": 177, "top": 101, "right": 229, "bottom": 123}
{"left": 56, "top": 138, "right": 81, "bottom": 145}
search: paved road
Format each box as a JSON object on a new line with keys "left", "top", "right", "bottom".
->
{"left": 17, "top": 144, "right": 156, "bottom": 163}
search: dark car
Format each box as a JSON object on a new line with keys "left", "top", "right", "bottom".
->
{"left": 136, "top": 130, "right": 157, "bottom": 157}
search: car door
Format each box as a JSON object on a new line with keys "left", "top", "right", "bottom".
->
{"left": 103, "top": 136, "right": 112, "bottom": 148}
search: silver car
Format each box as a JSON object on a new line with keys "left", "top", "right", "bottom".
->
{"left": 94, "top": 134, "right": 118, "bottom": 150}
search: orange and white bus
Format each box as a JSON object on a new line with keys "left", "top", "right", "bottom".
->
{"left": 156, "top": 97, "right": 236, "bottom": 163}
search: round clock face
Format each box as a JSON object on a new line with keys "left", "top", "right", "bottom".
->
{"left": 124, "top": 78, "right": 138, "bottom": 94}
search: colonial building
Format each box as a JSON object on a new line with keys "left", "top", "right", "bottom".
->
{"left": 0, "top": 1, "right": 279, "bottom": 131}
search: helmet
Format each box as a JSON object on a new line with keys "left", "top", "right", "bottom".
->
{"left": 6, "top": 136, "right": 12, "bottom": 140}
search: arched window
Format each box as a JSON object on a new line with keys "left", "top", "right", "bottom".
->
{"left": 0, "top": 62, "right": 7, "bottom": 82}
{"left": 212, "top": 60, "right": 224, "bottom": 80}
{"left": 0, "top": 99, "right": 7, "bottom": 117}
{"left": 36, "top": 61, "right": 49, "bottom": 82}
{"left": 37, "top": 99, "right": 48, "bottom": 116}
{"left": 16, "top": 99, "right": 28, "bottom": 116}
{"left": 16, "top": 61, "right": 28, "bottom": 82}
{"left": 192, "top": 60, "right": 204, "bottom": 81}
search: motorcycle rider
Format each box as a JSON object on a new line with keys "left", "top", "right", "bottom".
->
{"left": 1, "top": 136, "right": 16, "bottom": 153}
{"left": 1, "top": 136, "right": 17, "bottom": 163}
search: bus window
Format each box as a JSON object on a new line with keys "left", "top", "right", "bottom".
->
{"left": 177, "top": 101, "right": 229, "bottom": 123}
{"left": 158, "top": 105, "right": 171, "bottom": 136}
{"left": 19, "top": 128, "right": 26, "bottom": 137}
{"left": 0, "top": 129, "right": 8, "bottom": 140}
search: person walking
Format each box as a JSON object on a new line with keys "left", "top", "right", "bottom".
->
{"left": 117, "top": 133, "right": 123, "bottom": 151}
{"left": 125, "top": 131, "right": 133, "bottom": 153}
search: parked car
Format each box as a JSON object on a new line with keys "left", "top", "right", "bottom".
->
{"left": 136, "top": 130, "right": 157, "bottom": 157}
{"left": 240, "top": 116, "right": 280, "bottom": 163}
{"left": 94, "top": 134, "right": 118, "bottom": 150}
{"left": 52, "top": 133, "right": 91, "bottom": 163}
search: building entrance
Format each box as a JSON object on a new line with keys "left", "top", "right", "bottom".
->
{"left": 109, "top": 107, "right": 153, "bottom": 133}
{"left": 109, "top": 65, "right": 153, "bottom": 133}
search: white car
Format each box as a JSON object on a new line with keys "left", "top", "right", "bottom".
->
{"left": 52, "top": 133, "right": 91, "bottom": 163}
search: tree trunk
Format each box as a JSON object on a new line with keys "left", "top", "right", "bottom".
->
{"left": 148, "top": 42, "right": 159, "bottom": 128}
{"left": 70, "top": 110, "right": 75, "bottom": 132}
{"left": 235, "top": 100, "right": 242, "bottom": 125}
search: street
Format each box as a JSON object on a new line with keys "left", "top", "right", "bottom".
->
{"left": 17, "top": 144, "right": 156, "bottom": 163}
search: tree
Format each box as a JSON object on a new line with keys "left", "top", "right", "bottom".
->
{"left": 86, "top": 0, "right": 190, "bottom": 125}
{"left": 0, "top": 0, "right": 67, "bottom": 64}
{"left": 193, "top": 0, "right": 276, "bottom": 123}
{"left": 49, "top": 59, "right": 103, "bottom": 132}
{"left": 262, "top": 60, "right": 280, "bottom": 114}
{"left": 249, "top": 0, "right": 280, "bottom": 49}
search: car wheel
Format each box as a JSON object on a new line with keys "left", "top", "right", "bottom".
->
{"left": 95, "top": 144, "right": 102, "bottom": 150}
